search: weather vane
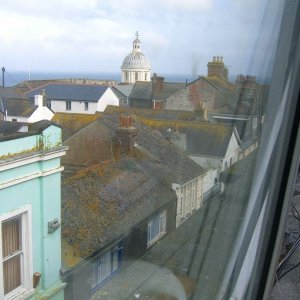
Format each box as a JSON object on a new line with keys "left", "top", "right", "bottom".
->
{"left": 135, "top": 31, "right": 139, "bottom": 39}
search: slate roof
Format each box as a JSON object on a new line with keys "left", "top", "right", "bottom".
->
{"left": 153, "top": 82, "right": 186, "bottom": 101}
{"left": 15, "top": 79, "right": 72, "bottom": 93}
{"left": 0, "top": 121, "right": 28, "bottom": 136}
{"left": 0, "top": 87, "right": 36, "bottom": 117}
{"left": 52, "top": 112, "right": 101, "bottom": 141}
{"left": 61, "top": 111, "right": 206, "bottom": 270}
{"left": 129, "top": 82, "right": 152, "bottom": 100}
{"left": 25, "top": 83, "right": 110, "bottom": 102}
{"left": 99, "top": 113, "right": 206, "bottom": 184}
{"left": 129, "top": 81, "right": 186, "bottom": 102}
{"left": 113, "top": 83, "right": 134, "bottom": 97}
{"left": 201, "top": 76, "right": 235, "bottom": 92}
{"left": 104, "top": 105, "right": 206, "bottom": 121}
{"left": 141, "top": 118, "right": 238, "bottom": 158}
{"left": 185, "top": 127, "right": 235, "bottom": 157}
{"left": 62, "top": 156, "right": 177, "bottom": 270}
{"left": 0, "top": 120, "right": 58, "bottom": 141}
{"left": 0, "top": 87, "right": 28, "bottom": 99}
{"left": 0, "top": 98, "right": 37, "bottom": 117}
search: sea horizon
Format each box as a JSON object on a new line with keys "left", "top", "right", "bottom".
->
{"left": 3, "top": 70, "right": 271, "bottom": 87}
{"left": 4, "top": 70, "right": 198, "bottom": 87}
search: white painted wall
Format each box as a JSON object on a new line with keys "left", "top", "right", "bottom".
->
{"left": 5, "top": 115, "right": 28, "bottom": 122}
{"left": 174, "top": 176, "right": 204, "bottom": 228}
{"left": 50, "top": 100, "right": 98, "bottom": 114}
{"left": 96, "top": 88, "right": 119, "bottom": 112}
{"left": 49, "top": 87, "right": 119, "bottom": 114}
{"left": 6, "top": 106, "right": 53, "bottom": 123}
{"left": 28, "top": 106, "right": 54, "bottom": 123}
{"left": 202, "top": 168, "right": 219, "bottom": 194}
{"left": 222, "top": 132, "right": 240, "bottom": 170}
{"left": 190, "top": 155, "right": 221, "bottom": 170}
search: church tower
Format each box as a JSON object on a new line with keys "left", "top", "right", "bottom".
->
{"left": 121, "top": 32, "right": 151, "bottom": 84}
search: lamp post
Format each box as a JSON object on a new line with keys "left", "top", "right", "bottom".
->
{"left": 2, "top": 67, "right": 5, "bottom": 87}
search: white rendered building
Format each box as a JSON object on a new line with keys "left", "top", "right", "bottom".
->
{"left": 121, "top": 32, "right": 151, "bottom": 83}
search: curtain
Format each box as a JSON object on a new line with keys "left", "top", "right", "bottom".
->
{"left": 2, "top": 218, "right": 22, "bottom": 295}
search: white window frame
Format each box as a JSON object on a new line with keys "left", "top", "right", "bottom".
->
{"left": 191, "top": 181, "right": 196, "bottom": 211}
{"left": 147, "top": 209, "right": 167, "bottom": 247}
{"left": 84, "top": 102, "right": 89, "bottom": 111}
{"left": 91, "top": 244, "right": 122, "bottom": 290}
{"left": 0, "top": 205, "right": 33, "bottom": 300}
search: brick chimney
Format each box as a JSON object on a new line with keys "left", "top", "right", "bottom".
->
{"left": 207, "top": 56, "right": 225, "bottom": 79}
{"left": 151, "top": 73, "right": 165, "bottom": 93}
{"left": 115, "top": 115, "right": 137, "bottom": 156}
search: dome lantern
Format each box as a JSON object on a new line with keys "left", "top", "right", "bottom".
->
{"left": 132, "top": 31, "right": 141, "bottom": 52}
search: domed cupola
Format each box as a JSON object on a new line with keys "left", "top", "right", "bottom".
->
{"left": 121, "top": 32, "right": 151, "bottom": 83}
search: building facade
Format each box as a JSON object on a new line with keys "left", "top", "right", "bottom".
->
{"left": 0, "top": 121, "right": 67, "bottom": 299}
{"left": 26, "top": 84, "right": 119, "bottom": 114}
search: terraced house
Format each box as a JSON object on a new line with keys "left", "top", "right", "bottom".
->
{"left": 54, "top": 111, "right": 206, "bottom": 299}
{"left": 26, "top": 83, "right": 119, "bottom": 114}
{"left": 0, "top": 87, "right": 53, "bottom": 123}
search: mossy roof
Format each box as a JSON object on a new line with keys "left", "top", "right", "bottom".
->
{"left": 129, "top": 81, "right": 186, "bottom": 102}
{"left": 141, "top": 118, "right": 237, "bottom": 157}
{"left": 61, "top": 111, "right": 206, "bottom": 270}
{"left": 52, "top": 113, "right": 101, "bottom": 141}
{"left": 61, "top": 155, "right": 177, "bottom": 270}
{"left": 0, "top": 87, "right": 28, "bottom": 99}
{"left": 0, "top": 98, "right": 36, "bottom": 117}
{"left": 104, "top": 105, "right": 205, "bottom": 121}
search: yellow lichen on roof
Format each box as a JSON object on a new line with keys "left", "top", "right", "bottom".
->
{"left": 52, "top": 112, "right": 100, "bottom": 128}
{"left": 141, "top": 118, "right": 232, "bottom": 139}
{"left": 63, "top": 163, "right": 108, "bottom": 184}
{"left": 52, "top": 113, "right": 101, "bottom": 139}
{"left": 204, "top": 76, "right": 235, "bottom": 91}
{"left": 62, "top": 239, "right": 83, "bottom": 269}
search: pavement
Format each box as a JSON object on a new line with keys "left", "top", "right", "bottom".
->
{"left": 91, "top": 153, "right": 256, "bottom": 300}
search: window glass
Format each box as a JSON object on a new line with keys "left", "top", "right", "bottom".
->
{"left": 2, "top": 217, "right": 23, "bottom": 296}
{"left": 2, "top": 1, "right": 300, "bottom": 300}
{"left": 66, "top": 101, "right": 71, "bottom": 111}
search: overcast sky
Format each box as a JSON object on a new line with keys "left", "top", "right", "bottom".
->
{"left": 0, "top": 0, "right": 283, "bottom": 79}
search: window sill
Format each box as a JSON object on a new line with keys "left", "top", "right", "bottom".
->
{"left": 5, "top": 288, "right": 35, "bottom": 300}
{"left": 147, "top": 231, "right": 167, "bottom": 248}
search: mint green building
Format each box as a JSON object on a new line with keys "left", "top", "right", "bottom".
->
{"left": 0, "top": 121, "right": 67, "bottom": 299}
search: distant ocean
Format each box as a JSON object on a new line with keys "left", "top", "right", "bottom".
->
{"left": 4, "top": 71, "right": 197, "bottom": 87}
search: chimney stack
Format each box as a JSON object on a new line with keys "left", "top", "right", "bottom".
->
{"left": 207, "top": 56, "right": 226, "bottom": 80}
{"left": 34, "top": 89, "right": 47, "bottom": 107}
{"left": 116, "top": 115, "right": 137, "bottom": 156}
{"left": 34, "top": 95, "right": 44, "bottom": 107}
{"left": 151, "top": 73, "right": 165, "bottom": 93}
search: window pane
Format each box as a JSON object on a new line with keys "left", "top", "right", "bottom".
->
{"left": 3, "top": 255, "right": 22, "bottom": 295}
{"left": 2, "top": 218, "right": 21, "bottom": 258}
